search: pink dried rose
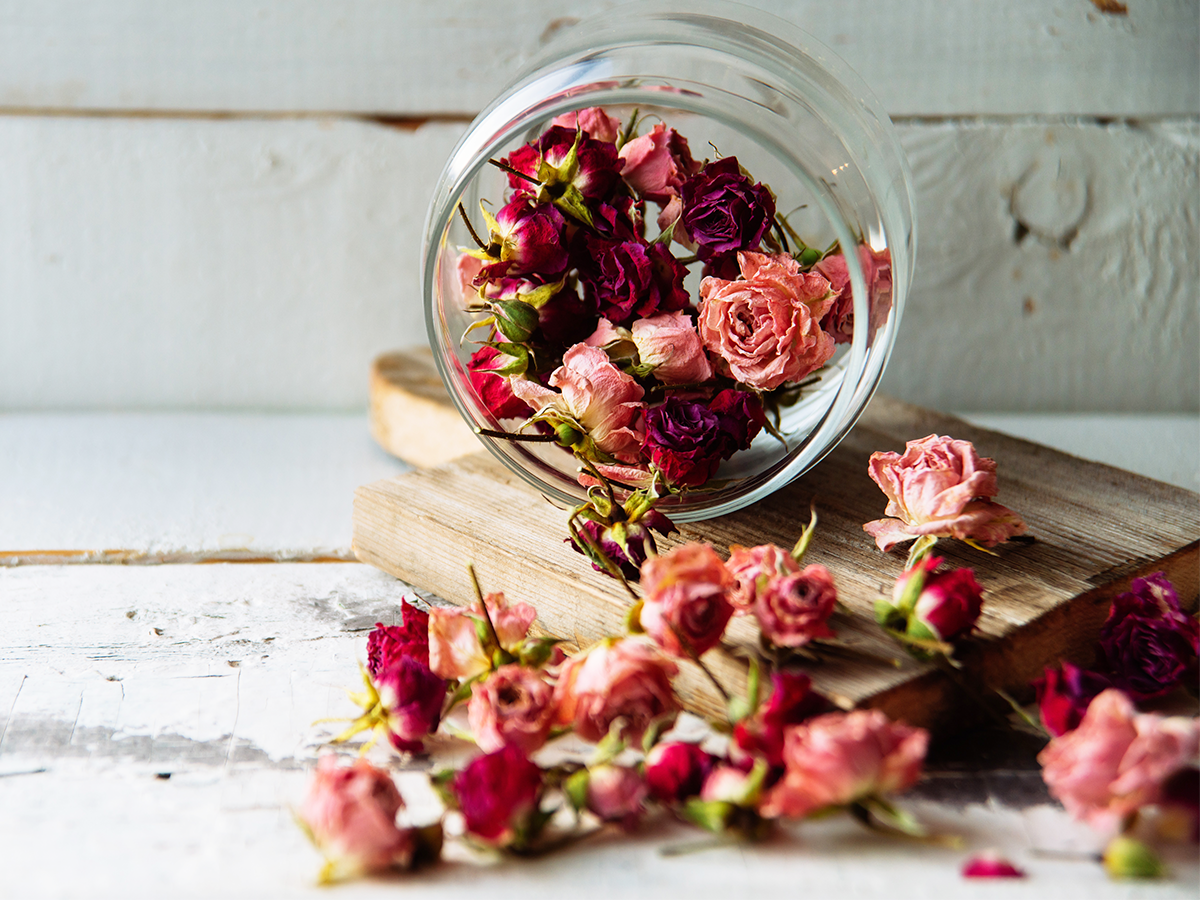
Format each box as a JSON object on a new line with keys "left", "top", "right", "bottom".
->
{"left": 726, "top": 543, "right": 800, "bottom": 612}
{"left": 467, "top": 664, "right": 556, "bottom": 755}
{"left": 299, "top": 756, "right": 416, "bottom": 879}
{"left": 1033, "top": 661, "right": 1112, "bottom": 737}
{"left": 863, "top": 434, "right": 1027, "bottom": 553}
{"left": 961, "top": 852, "right": 1026, "bottom": 879}
{"left": 1038, "top": 688, "right": 1200, "bottom": 831}
{"left": 618, "top": 122, "right": 700, "bottom": 203}
{"left": 698, "top": 251, "right": 835, "bottom": 391}
{"left": 639, "top": 543, "right": 735, "bottom": 658}
{"left": 814, "top": 245, "right": 894, "bottom": 345}
{"left": 428, "top": 592, "right": 536, "bottom": 681}
{"left": 644, "top": 741, "right": 718, "bottom": 804}
{"left": 510, "top": 343, "right": 646, "bottom": 462}
{"left": 450, "top": 744, "right": 545, "bottom": 848}
{"left": 758, "top": 709, "right": 929, "bottom": 819}
{"left": 551, "top": 107, "right": 622, "bottom": 144}
{"left": 629, "top": 310, "right": 714, "bottom": 385}
{"left": 753, "top": 564, "right": 838, "bottom": 649}
{"left": 553, "top": 638, "right": 680, "bottom": 743}
{"left": 585, "top": 764, "right": 649, "bottom": 830}
{"left": 456, "top": 252, "right": 484, "bottom": 303}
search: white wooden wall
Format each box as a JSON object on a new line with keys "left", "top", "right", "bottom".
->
{"left": 1, "top": 1, "right": 1196, "bottom": 412}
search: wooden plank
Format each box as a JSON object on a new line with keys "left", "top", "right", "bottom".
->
{"left": 0, "top": 0, "right": 1195, "bottom": 116}
{"left": 1, "top": 116, "right": 1194, "bottom": 412}
{"left": 353, "top": 395, "right": 1200, "bottom": 732}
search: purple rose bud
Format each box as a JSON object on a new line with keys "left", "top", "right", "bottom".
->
{"left": 450, "top": 745, "right": 544, "bottom": 848}
{"left": 570, "top": 513, "right": 676, "bottom": 581}
{"left": 644, "top": 741, "right": 718, "bottom": 804}
{"left": 1032, "top": 661, "right": 1112, "bottom": 737}
{"left": 1096, "top": 572, "right": 1199, "bottom": 700}
{"left": 373, "top": 654, "right": 447, "bottom": 753}
{"left": 643, "top": 389, "right": 766, "bottom": 488}
{"left": 679, "top": 156, "right": 775, "bottom": 260}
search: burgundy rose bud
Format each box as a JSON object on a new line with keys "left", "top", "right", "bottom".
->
{"left": 374, "top": 654, "right": 447, "bottom": 753}
{"left": 475, "top": 196, "right": 569, "bottom": 283}
{"left": 467, "top": 346, "right": 532, "bottom": 422}
{"left": 643, "top": 390, "right": 766, "bottom": 489}
{"left": 367, "top": 600, "right": 431, "bottom": 675}
{"left": 450, "top": 744, "right": 545, "bottom": 848}
{"left": 909, "top": 564, "right": 984, "bottom": 643}
{"left": 1033, "top": 661, "right": 1112, "bottom": 737}
{"left": 585, "top": 764, "right": 649, "bottom": 831}
{"left": 503, "top": 125, "right": 622, "bottom": 201}
{"left": 733, "top": 671, "right": 833, "bottom": 769}
{"left": 680, "top": 156, "right": 775, "bottom": 260}
{"left": 1096, "top": 572, "right": 1199, "bottom": 700}
{"left": 644, "top": 741, "right": 717, "bottom": 804}
{"left": 962, "top": 852, "right": 1026, "bottom": 879}
{"left": 577, "top": 235, "right": 688, "bottom": 326}
{"left": 570, "top": 511, "right": 676, "bottom": 581}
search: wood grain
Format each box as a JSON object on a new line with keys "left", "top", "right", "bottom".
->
{"left": 354, "top": 386, "right": 1199, "bottom": 732}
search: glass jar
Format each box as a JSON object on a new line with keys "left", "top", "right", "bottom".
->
{"left": 422, "top": 0, "right": 915, "bottom": 522}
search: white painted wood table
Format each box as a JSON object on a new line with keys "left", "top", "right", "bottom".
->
{"left": 1, "top": 411, "right": 1196, "bottom": 898}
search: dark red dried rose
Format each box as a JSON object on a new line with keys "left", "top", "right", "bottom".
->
{"left": 367, "top": 600, "right": 431, "bottom": 675}
{"left": 644, "top": 741, "right": 718, "bottom": 804}
{"left": 467, "top": 347, "right": 532, "bottom": 421}
{"left": 451, "top": 744, "right": 544, "bottom": 846}
{"left": 374, "top": 654, "right": 447, "bottom": 753}
{"left": 1096, "top": 572, "right": 1199, "bottom": 700}
{"left": 680, "top": 156, "right": 775, "bottom": 260}
{"left": 1033, "top": 661, "right": 1112, "bottom": 737}
{"left": 577, "top": 236, "right": 688, "bottom": 326}
{"left": 643, "top": 389, "right": 766, "bottom": 488}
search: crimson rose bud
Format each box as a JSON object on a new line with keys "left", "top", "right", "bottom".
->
{"left": 1033, "top": 661, "right": 1111, "bottom": 737}
{"left": 367, "top": 600, "right": 431, "bottom": 675}
{"left": 644, "top": 741, "right": 717, "bottom": 804}
{"left": 896, "top": 557, "right": 983, "bottom": 642}
{"left": 733, "top": 671, "right": 832, "bottom": 768}
{"left": 374, "top": 654, "right": 447, "bottom": 753}
{"left": 1096, "top": 572, "right": 1199, "bottom": 700}
{"left": 451, "top": 744, "right": 544, "bottom": 847}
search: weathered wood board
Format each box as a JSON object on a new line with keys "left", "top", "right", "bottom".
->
{"left": 354, "top": 352, "right": 1200, "bottom": 731}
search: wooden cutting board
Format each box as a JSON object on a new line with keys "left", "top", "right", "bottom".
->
{"left": 354, "top": 350, "right": 1199, "bottom": 732}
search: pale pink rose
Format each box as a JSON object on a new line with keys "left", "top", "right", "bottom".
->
{"left": 455, "top": 252, "right": 484, "bottom": 304}
{"left": 698, "top": 251, "right": 835, "bottom": 390}
{"left": 630, "top": 311, "right": 715, "bottom": 385}
{"left": 618, "top": 123, "right": 698, "bottom": 203}
{"left": 759, "top": 710, "right": 928, "bottom": 819}
{"left": 753, "top": 564, "right": 837, "bottom": 648}
{"left": 1038, "top": 689, "right": 1200, "bottom": 831}
{"left": 300, "top": 756, "right": 413, "bottom": 877}
{"left": 428, "top": 592, "right": 536, "bottom": 681}
{"left": 656, "top": 195, "right": 695, "bottom": 251}
{"left": 725, "top": 543, "right": 800, "bottom": 612}
{"left": 551, "top": 107, "right": 622, "bottom": 144}
{"left": 584, "top": 317, "right": 632, "bottom": 351}
{"left": 554, "top": 638, "right": 679, "bottom": 743}
{"left": 467, "top": 663, "right": 556, "bottom": 754}
{"left": 586, "top": 764, "right": 648, "bottom": 829}
{"left": 510, "top": 343, "right": 646, "bottom": 462}
{"left": 814, "top": 245, "right": 893, "bottom": 345}
{"left": 577, "top": 460, "right": 657, "bottom": 490}
{"left": 639, "top": 543, "right": 734, "bottom": 658}
{"left": 863, "top": 434, "right": 1027, "bottom": 552}
{"left": 700, "top": 765, "right": 760, "bottom": 805}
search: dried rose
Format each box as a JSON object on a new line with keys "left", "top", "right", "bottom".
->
{"left": 680, "top": 156, "right": 775, "bottom": 259}
{"left": 466, "top": 664, "right": 556, "bottom": 755}
{"left": 726, "top": 543, "right": 800, "bottom": 612}
{"left": 698, "top": 251, "right": 835, "bottom": 391}
{"left": 428, "top": 592, "right": 536, "bottom": 681}
{"left": 571, "top": 510, "right": 676, "bottom": 581}
{"left": 1096, "top": 572, "right": 1199, "bottom": 700}
{"left": 510, "top": 343, "right": 646, "bottom": 462}
{"left": 1038, "top": 689, "right": 1200, "bottom": 830}
{"left": 618, "top": 122, "right": 700, "bottom": 203}
{"left": 473, "top": 196, "right": 569, "bottom": 283}
{"left": 732, "top": 670, "right": 832, "bottom": 769}
{"left": 551, "top": 107, "right": 622, "bottom": 144}
{"left": 1033, "top": 661, "right": 1112, "bottom": 737}
{"left": 863, "top": 434, "right": 1027, "bottom": 553}
{"left": 450, "top": 744, "right": 545, "bottom": 848}
{"left": 553, "top": 638, "right": 680, "bottom": 743}
{"left": 585, "top": 764, "right": 648, "bottom": 830}
{"left": 577, "top": 235, "right": 689, "bottom": 326}
{"left": 629, "top": 310, "right": 714, "bottom": 385}
{"left": 753, "top": 564, "right": 837, "bottom": 649}
{"left": 467, "top": 346, "right": 532, "bottom": 422}
{"left": 639, "top": 543, "right": 736, "bottom": 658}
{"left": 299, "top": 756, "right": 415, "bottom": 880}
{"left": 644, "top": 741, "right": 718, "bottom": 804}
{"left": 367, "top": 600, "right": 431, "bottom": 675}
{"left": 374, "top": 654, "right": 447, "bottom": 753}
{"left": 814, "top": 245, "right": 894, "bottom": 345}
{"left": 643, "top": 390, "right": 766, "bottom": 488}
{"left": 502, "top": 125, "right": 621, "bottom": 201}
{"left": 758, "top": 710, "right": 928, "bottom": 819}
{"left": 884, "top": 554, "right": 983, "bottom": 642}
{"left": 961, "top": 852, "right": 1026, "bottom": 879}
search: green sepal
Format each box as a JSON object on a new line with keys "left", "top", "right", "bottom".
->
{"left": 797, "top": 246, "right": 822, "bottom": 267}
{"left": 1103, "top": 835, "right": 1167, "bottom": 880}
{"left": 473, "top": 616, "right": 495, "bottom": 651}
{"left": 517, "top": 636, "right": 561, "bottom": 669}
{"left": 641, "top": 715, "right": 671, "bottom": 756}
{"left": 590, "top": 719, "right": 628, "bottom": 767}
{"left": 624, "top": 599, "right": 645, "bottom": 635}
{"left": 491, "top": 299, "right": 539, "bottom": 343}
{"left": 553, "top": 183, "right": 595, "bottom": 227}
{"left": 554, "top": 421, "right": 584, "bottom": 448}
{"left": 563, "top": 768, "right": 590, "bottom": 813}
{"left": 726, "top": 656, "right": 762, "bottom": 724}
{"left": 481, "top": 341, "right": 530, "bottom": 377}
{"left": 790, "top": 507, "right": 818, "bottom": 563}
{"left": 430, "top": 769, "right": 458, "bottom": 808}
{"left": 904, "top": 617, "right": 939, "bottom": 644}
{"left": 681, "top": 798, "right": 734, "bottom": 834}
{"left": 874, "top": 598, "right": 904, "bottom": 629}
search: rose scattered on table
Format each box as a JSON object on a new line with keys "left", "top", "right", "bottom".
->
{"left": 298, "top": 435, "right": 1197, "bottom": 884}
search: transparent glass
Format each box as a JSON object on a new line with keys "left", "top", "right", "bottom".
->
{"left": 422, "top": 0, "right": 916, "bottom": 522}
